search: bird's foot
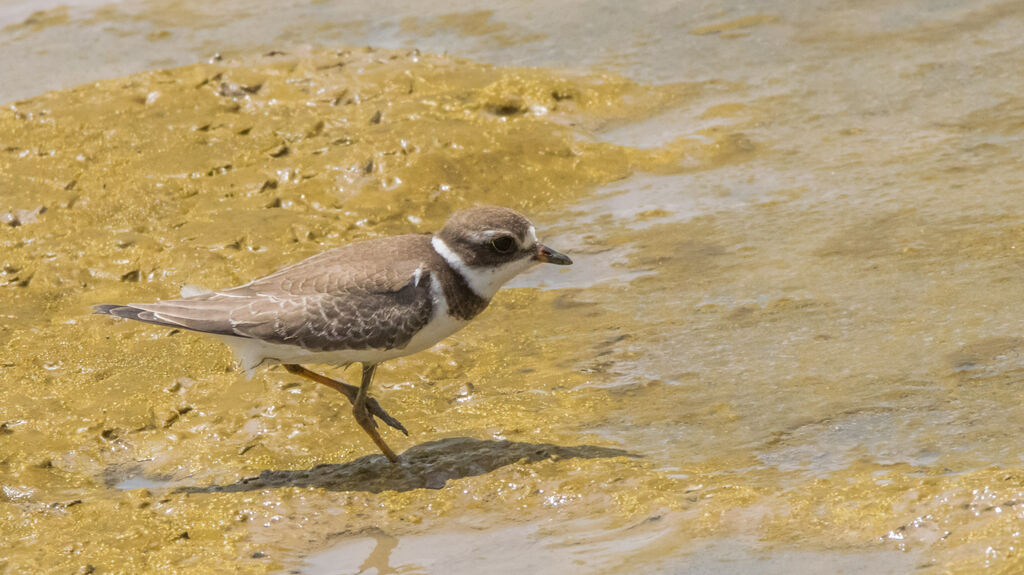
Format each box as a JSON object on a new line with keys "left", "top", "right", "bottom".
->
{"left": 364, "top": 396, "right": 409, "bottom": 436}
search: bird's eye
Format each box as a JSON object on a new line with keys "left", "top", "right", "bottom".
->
{"left": 491, "top": 236, "right": 516, "bottom": 254}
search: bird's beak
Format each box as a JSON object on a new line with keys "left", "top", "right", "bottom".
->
{"left": 535, "top": 244, "right": 573, "bottom": 266}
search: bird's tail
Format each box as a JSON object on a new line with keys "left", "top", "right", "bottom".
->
{"left": 92, "top": 304, "right": 182, "bottom": 329}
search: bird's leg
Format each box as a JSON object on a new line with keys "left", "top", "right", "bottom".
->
{"left": 353, "top": 363, "right": 400, "bottom": 463}
{"left": 282, "top": 364, "right": 408, "bottom": 435}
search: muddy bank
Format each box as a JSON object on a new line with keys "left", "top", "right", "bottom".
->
{"left": 0, "top": 47, "right": 722, "bottom": 573}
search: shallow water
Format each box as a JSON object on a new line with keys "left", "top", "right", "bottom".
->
{"left": 3, "top": 1, "right": 1024, "bottom": 573}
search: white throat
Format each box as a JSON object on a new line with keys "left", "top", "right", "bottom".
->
{"left": 431, "top": 236, "right": 537, "bottom": 300}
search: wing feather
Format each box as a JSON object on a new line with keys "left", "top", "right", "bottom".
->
{"left": 94, "top": 235, "right": 436, "bottom": 351}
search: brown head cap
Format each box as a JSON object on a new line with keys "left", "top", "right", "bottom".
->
{"left": 437, "top": 206, "right": 537, "bottom": 267}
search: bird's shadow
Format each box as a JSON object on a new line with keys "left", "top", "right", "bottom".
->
{"left": 177, "top": 437, "right": 638, "bottom": 494}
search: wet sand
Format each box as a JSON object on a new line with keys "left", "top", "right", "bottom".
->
{"left": 3, "top": 1, "right": 1024, "bottom": 573}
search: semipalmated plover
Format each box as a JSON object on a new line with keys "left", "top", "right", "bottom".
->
{"left": 95, "top": 206, "right": 572, "bottom": 462}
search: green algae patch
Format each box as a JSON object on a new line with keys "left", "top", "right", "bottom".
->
{"left": 0, "top": 47, "right": 729, "bottom": 572}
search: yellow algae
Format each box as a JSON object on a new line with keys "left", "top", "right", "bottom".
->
{"left": 0, "top": 46, "right": 718, "bottom": 572}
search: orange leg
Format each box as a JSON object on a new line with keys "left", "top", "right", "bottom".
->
{"left": 283, "top": 364, "right": 408, "bottom": 437}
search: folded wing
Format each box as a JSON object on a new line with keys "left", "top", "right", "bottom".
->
{"left": 94, "top": 235, "right": 436, "bottom": 352}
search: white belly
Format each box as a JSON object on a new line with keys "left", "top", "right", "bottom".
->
{"left": 219, "top": 274, "right": 471, "bottom": 378}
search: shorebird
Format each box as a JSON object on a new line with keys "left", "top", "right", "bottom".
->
{"left": 94, "top": 206, "right": 572, "bottom": 462}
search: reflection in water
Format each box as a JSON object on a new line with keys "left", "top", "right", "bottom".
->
{"left": 178, "top": 438, "right": 636, "bottom": 494}
{"left": 358, "top": 529, "right": 400, "bottom": 575}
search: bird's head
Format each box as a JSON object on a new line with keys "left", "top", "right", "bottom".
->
{"left": 432, "top": 205, "right": 572, "bottom": 298}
